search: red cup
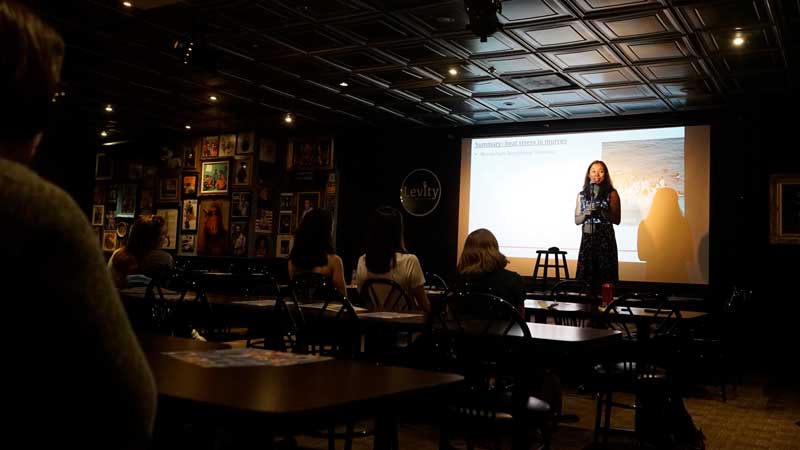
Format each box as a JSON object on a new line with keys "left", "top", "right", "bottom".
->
{"left": 601, "top": 283, "right": 614, "bottom": 306}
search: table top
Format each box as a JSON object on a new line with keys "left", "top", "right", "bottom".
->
{"left": 524, "top": 299, "right": 707, "bottom": 320}
{"left": 141, "top": 334, "right": 463, "bottom": 418}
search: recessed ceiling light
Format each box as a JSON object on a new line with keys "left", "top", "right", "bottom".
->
{"left": 185, "top": 124, "right": 192, "bottom": 130}
{"left": 122, "top": 1, "right": 132, "bottom": 7}
{"left": 448, "top": 68, "right": 458, "bottom": 76}
{"left": 733, "top": 36, "right": 744, "bottom": 46}
{"left": 100, "top": 131, "right": 108, "bottom": 137}
{"left": 209, "top": 95, "right": 218, "bottom": 101}
{"left": 339, "top": 81, "right": 349, "bottom": 87}
{"left": 284, "top": 113, "right": 293, "bottom": 124}
{"left": 105, "top": 105, "right": 113, "bottom": 112}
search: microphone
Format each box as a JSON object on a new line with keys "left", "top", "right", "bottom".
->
{"left": 591, "top": 183, "right": 599, "bottom": 200}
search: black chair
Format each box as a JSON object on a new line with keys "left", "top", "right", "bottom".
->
{"left": 591, "top": 295, "right": 684, "bottom": 446}
{"left": 359, "top": 278, "right": 416, "bottom": 312}
{"left": 423, "top": 272, "right": 449, "bottom": 293}
{"left": 244, "top": 272, "right": 295, "bottom": 351}
{"left": 431, "top": 291, "right": 551, "bottom": 450}
{"left": 548, "top": 279, "right": 598, "bottom": 327}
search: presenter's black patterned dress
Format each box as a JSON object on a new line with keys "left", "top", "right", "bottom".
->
{"left": 575, "top": 189, "right": 619, "bottom": 291}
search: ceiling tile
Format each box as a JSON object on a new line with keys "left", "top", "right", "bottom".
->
{"left": 496, "top": 0, "right": 573, "bottom": 24}
{"left": 638, "top": 60, "right": 703, "bottom": 80}
{"left": 680, "top": 1, "right": 767, "bottom": 31}
{"left": 511, "top": 21, "right": 600, "bottom": 49}
{"left": 475, "top": 94, "right": 541, "bottom": 110}
{"left": 552, "top": 103, "right": 615, "bottom": 118}
{"left": 401, "top": 3, "right": 471, "bottom": 34}
{"left": 506, "top": 73, "right": 575, "bottom": 92}
{"left": 569, "top": 66, "right": 643, "bottom": 86}
{"left": 532, "top": 89, "right": 597, "bottom": 105}
{"left": 592, "top": 10, "right": 683, "bottom": 41}
{"left": 542, "top": 45, "right": 623, "bottom": 69}
{"left": 473, "top": 54, "right": 550, "bottom": 76}
{"left": 503, "top": 107, "right": 562, "bottom": 121}
{"left": 590, "top": 84, "right": 657, "bottom": 101}
{"left": 447, "top": 32, "right": 526, "bottom": 57}
{"left": 383, "top": 41, "right": 456, "bottom": 64}
{"left": 447, "top": 79, "right": 519, "bottom": 96}
{"left": 617, "top": 38, "right": 691, "bottom": 62}
{"left": 570, "top": 0, "right": 665, "bottom": 15}
{"left": 607, "top": 99, "right": 671, "bottom": 114}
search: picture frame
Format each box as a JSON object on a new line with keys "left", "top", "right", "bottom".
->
{"left": 297, "top": 191, "right": 320, "bottom": 223}
{"left": 236, "top": 131, "right": 255, "bottom": 155}
{"left": 199, "top": 160, "right": 230, "bottom": 195}
{"left": 232, "top": 155, "right": 253, "bottom": 187}
{"left": 254, "top": 235, "right": 271, "bottom": 258}
{"left": 286, "top": 136, "right": 334, "bottom": 171}
{"left": 95, "top": 153, "right": 113, "bottom": 180}
{"left": 279, "top": 192, "right": 294, "bottom": 212}
{"left": 93, "top": 184, "right": 106, "bottom": 205}
{"left": 91, "top": 205, "right": 105, "bottom": 226}
{"left": 231, "top": 192, "right": 252, "bottom": 218}
{"left": 182, "top": 174, "right": 198, "bottom": 196}
{"left": 769, "top": 174, "right": 800, "bottom": 244}
{"left": 155, "top": 208, "right": 179, "bottom": 250}
{"left": 182, "top": 199, "right": 198, "bottom": 231}
{"left": 102, "top": 231, "right": 117, "bottom": 252}
{"left": 255, "top": 209, "right": 273, "bottom": 234}
{"left": 276, "top": 235, "right": 294, "bottom": 258}
{"left": 116, "top": 221, "right": 129, "bottom": 238}
{"left": 201, "top": 136, "right": 219, "bottom": 159}
{"left": 259, "top": 138, "right": 277, "bottom": 163}
{"left": 278, "top": 212, "right": 292, "bottom": 234}
{"left": 179, "top": 233, "right": 197, "bottom": 256}
{"left": 128, "top": 163, "right": 143, "bottom": 180}
{"left": 231, "top": 221, "right": 248, "bottom": 257}
{"left": 116, "top": 183, "right": 137, "bottom": 218}
{"left": 183, "top": 139, "right": 199, "bottom": 170}
{"left": 219, "top": 134, "right": 237, "bottom": 157}
{"left": 197, "top": 199, "right": 231, "bottom": 256}
{"left": 139, "top": 189, "right": 154, "bottom": 211}
{"left": 159, "top": 177, "right": 179, "bottom": 202}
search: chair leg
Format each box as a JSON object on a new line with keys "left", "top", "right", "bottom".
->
{"left": 344, "top": 421, "right": 354, "bottom": 450}
{"left": 603, "top": 391, "right": 613, "bottom": 445}
{"left": 594, "top": 392, "right": 604, "bottom": 445}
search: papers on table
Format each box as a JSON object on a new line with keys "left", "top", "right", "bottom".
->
{"left": 164, "top": 348, "right": 332, "bottom": 368}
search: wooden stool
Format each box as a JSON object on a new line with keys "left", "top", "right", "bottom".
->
{"left": 533, "top": 247, "right": 569, "bottom": 288}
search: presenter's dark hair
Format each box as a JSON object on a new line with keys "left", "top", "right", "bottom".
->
{"left": 0, "top": 0, "right": 64, "bottom": 140}
{"left": 290, "top": 208, "right": 334, "bottom": 270}
{"left": 365, "top": 206, "right": 406, "bottom": 274}
{"left": 582, "top": 160, "right": 615, "bottom": 195}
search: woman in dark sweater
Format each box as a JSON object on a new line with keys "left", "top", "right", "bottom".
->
{"left": 108, "top": 215, "right": 174, "bottom": 288}
{"left": 457, "top": 228, "right": 526, "bottom": 314}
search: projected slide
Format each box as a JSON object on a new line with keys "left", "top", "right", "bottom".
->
{"left": 460, "top": 126, "right": 710, "bottom": 284}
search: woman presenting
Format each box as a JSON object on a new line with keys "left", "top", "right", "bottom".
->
{"left": 575, "top": 160, "right": 621, "bottom": 292}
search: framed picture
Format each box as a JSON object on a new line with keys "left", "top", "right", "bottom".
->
{"left": 278, "top": 212, "right": 292, "bottom": 234}
{"left": 182, "top": 174, "right": 197, "bottom": 196}
{"left": 159, "top": 177, "right": 179, "bottom": 202}
{"left": 128, "top": 163, "right": 143, "bottom": 180}
{"left": 155, "top": 209, "right": 179, "bottom": 250}
{"left": 182, "top": 199, "right": 198, "bottom": 231}
{"left": 93, "top": 184, "right": 106, "bottom": 205}
{"left": 255, "top": 210, "right": 273, "bottom": 234}
{"left": 103, "top": 210, "right": 116, "bottom": 231}
{"left": 116, "top": 183, "right": 137, "bottom": 218}
{"left": 254, "top": 235, "right": 271, "bottom": 258}
{"left": 259, "top": 138, "right": 277, "bottom": 163}
{"left": 95, "top": 153, "right": 113, "bottom": 180}
{"left": 91, "top": 205, "right": 104, "bottom": 226}
{"left": 231, "top": 192, "right": 252, "bottom": 218}
{"left": 95, "top": 227, "right": 103, "bottom": 246}
{"left": 180, "top": 233, "right": 197, "bottom": 256}
{"left": 236, "top": 131, "right": 255, "bottom": 154}
{"left": 102, "top": 231, "right": 117, "bottom": 252}
{"left": 116, "top": 221, "right": 129, "bottom": 238}
{"left": 231, "top": 221, "right": 248, "bottom": 257}
{"left": 201, "top": 136, "right": 219, "bottom": 159}
{"left": 233, "top": 156, "right": 253, "bottom": 186}
{"left": 770, "top": 174, "right": 800, "bottom": 244}
{"left": 279, "top": 192, "right": 294, "bottom": 212}
{"left": 200, "top": 160, "right": 230, "bottom": 195}
{"left": 139, "top": 189, "right": 154, "bottom": 211}
{"left": 286, "top": 136, "right": 334, "bottom": 171}
{"left": 197, "top": 199, "right": 230, "bottom": 256}
{"left": 183, "top": 139, "right": 199, "bottom": 170}
{"left": 219, "top": 134, "right": 237, "bottom": 157}
{"left": 142, "top": 165, "right": 157, "bottom": 188}
{"left": 297, "top": 191, "right": 320, "bottom": 222}
{"left": 277, "top": 235, "right": 293, "bottom": 258}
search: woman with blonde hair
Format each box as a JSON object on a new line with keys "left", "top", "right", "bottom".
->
{"left": 457, "top": 228, "right": 525, "bottom": 313}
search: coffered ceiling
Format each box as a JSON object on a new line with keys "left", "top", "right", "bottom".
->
{"left": 34, "top": 0, "right": 800, "bottom": 137}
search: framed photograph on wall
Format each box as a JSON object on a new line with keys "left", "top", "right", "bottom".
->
{"left": 159, "top": 177, "right": 179, "bottom": 201}
{"left": 231, "top": 192, "right": 251, "bottom": 218}
{"left": 231, "top": 221, "right": 248, "bottom": 257}
{"left": 180, "top": 233, "right": 197, "bottom": 256}
{"left": 155, "top": 208, "right": 179, "bottom": 250}
{"left": 95, "top": 153, "right": 113, "bottom": 180}
{"left": 219, "top": 134, "right": 237, "bottom": 157}
{"left": 92, "top": 205, "right": 104, "bottom": 226}
{"left": 199, "top": 160, "right": 229, "bottom": 195}
{"left": 102, "top": 231, "right": 117, "bottom": 252}
{"left": 116, "top": 183, "right": 137, "bottom": 218}
{"left": 259, "top": 138, "right": 277, "bottom": 163}
{"left": 237, "top": 131, "right": 255, "bottom": 155}
{"left": 139, "top": 189, "right": 154, "bottom": 211}
{"left": 297, "top": 191, "right": 320, "bottom": 222}
{"left": 255, "top": 210, "right": 273, "bottom": 234}
{"left": 286, "top": 136, "right": 334, "bottom": 171}
{"left": 278, "top": 212, "right": 292, "bottom": 234}
{"left": 182, "top": 199, "right": 198, "bottom": 231}
{"left": 770, "top": 174, "right": 800, "bottom": 244}
{"left": 182, "top": 174, "right": 197, "bottom": 196}
{"left": 276, "top": 235, "right": 293, "bottom": 258}
{"left": 232, "top": 156, "right": 253, "bottom": 187}
{"left": 183, "top": 139, "right": 199, "bottom": 170}
{"left": 128, "top": 163, "right": 143, "bottom": 180}
{"left": 254, "top": 235, "right": 271, "bottom": 258}
{"left": 279, "top": 192, "right": 294, "bottom": 212}
{"left": 201, "top": 136, "right": 219, "bottom": 159}
{"left": 197, "top": 199, "right": 230, "bottom": 256}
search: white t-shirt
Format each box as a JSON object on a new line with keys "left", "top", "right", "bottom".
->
{"left": 356, "top": 252, "right": 426, "bottom": 296}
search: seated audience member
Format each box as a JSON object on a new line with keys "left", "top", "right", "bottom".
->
{"left": 108, "top": 215, "right": 173, "bottom": 288}
{"left": 0, "top": 1, "right": 156, "bottom": 447}
{"left": 357, "top": 206, "right": 430, "bottom": 312}
{"left": 456, "top": 228, "right": 526, "bottom": 314}
{"left": 288, "top": 208, "right": 347, "bottom": 296}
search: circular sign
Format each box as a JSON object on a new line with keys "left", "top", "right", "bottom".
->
{"left": 400, "top": 169, "right": 442, "bottom": 217}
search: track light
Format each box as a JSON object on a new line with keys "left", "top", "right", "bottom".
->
{"left": 284, "top": 113, "right": 293, "bottom": 124}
